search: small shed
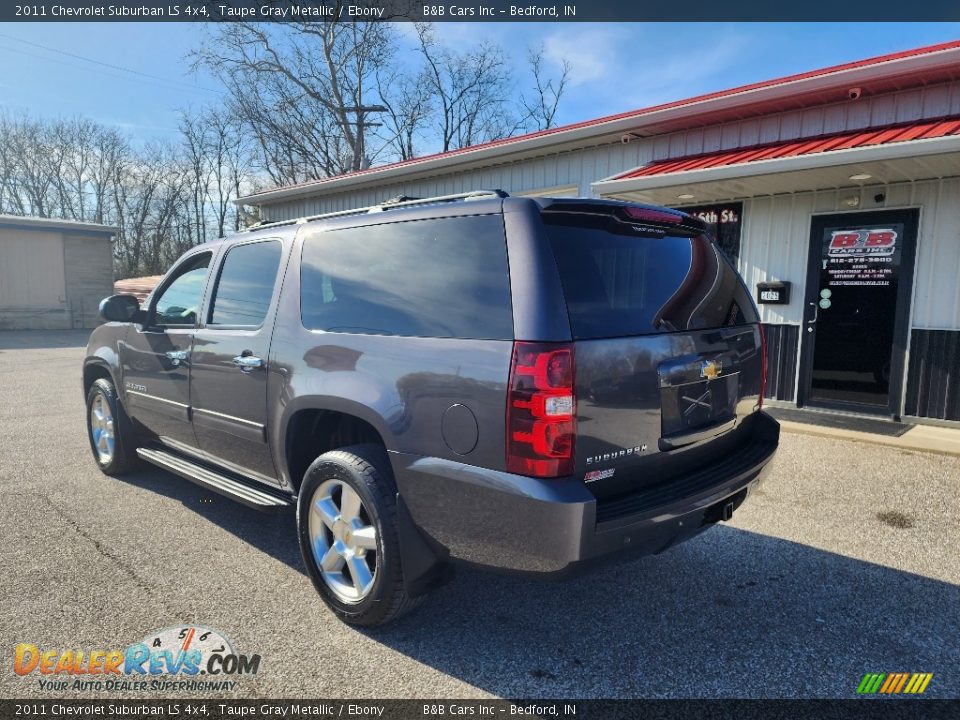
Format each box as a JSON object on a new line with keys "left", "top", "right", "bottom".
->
{"left": 0, "top": 215, "right": 116, "bottom": 330}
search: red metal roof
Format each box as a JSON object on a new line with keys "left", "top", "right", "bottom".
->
{"left": 115, "top": 275, "right": 162, "bottom": 303}
{"left": 243, "top": 39, "right": 960, "bottom": 202}
{"left": 613, "top": 117, "right": 960, "bottom": 180}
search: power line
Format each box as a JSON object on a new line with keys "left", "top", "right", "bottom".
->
{"left": 0, "top": 32, "right": 221, "bottom": 94}
{"left": 0, "top": 43, "right": 201, "bottom": 107}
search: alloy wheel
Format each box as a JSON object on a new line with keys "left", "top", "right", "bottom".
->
{"left": 308, "top": 479, "right": 379, "bottom": 603}
{"left": 89, "top": 393, "right": 115, "bottom": 464}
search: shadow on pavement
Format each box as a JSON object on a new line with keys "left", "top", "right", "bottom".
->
{"left": 0, "top": 329, "right": 92, "bottom": 350}
{"left": 117, "top": 465, "right": 305, "bottom": 572}
{"left": 114, "top": 464, "right": 960, "bottom": 698}
{"left": 371, "top": 527, "right": 959, "bottom": 698}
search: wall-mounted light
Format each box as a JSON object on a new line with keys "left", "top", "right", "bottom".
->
{"left": 849, "top": 173, "right": 872, "bottom": 181}
{"left": 843, "top": 195, "right": 861, "bottom": 208}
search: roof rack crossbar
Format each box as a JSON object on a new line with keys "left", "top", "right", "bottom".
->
{"left": 243, "top": 189, "right": 508, "bottom": 232}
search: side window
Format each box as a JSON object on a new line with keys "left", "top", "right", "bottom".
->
{"left": 209, "top": 240, "right": 283, "bottom": 327}
{"left": 300, "top": 215, "right": 513, "bottom": 340}
{"left": 152, "top": 253, "right": 211, "bottom": 327}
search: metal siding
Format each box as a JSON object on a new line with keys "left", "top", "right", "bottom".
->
{"left": 871, "top": 95, "right": 898, "bottom": 125}
{"left": 0, "top": 228, "right": 69, "bottom": 329}
{"left": 738, "top": 193, "right": 814, "bottom": 326}
{"left": 63, "top": 235, "right": 114, "bottom": 329}
{"left": 734, "top": 179, "right": 960, "bottom": 332}
{"left": 895, "top": 89, "right": 923, "bottom": 123}
{"left": 800, "top": 108, "right": 825, "bottom": 137}
{"left": 905, "top": 329, "right": 960, "bottom": 421}
{"left": 762, "top": 323, "right": 800, "bottom": 402}
{"left": 740, "top": 119, "right": 760, "bottom": 147}
{"left": 759, "top": 116, "right": 781, "bottom": 144}
{"left": 720, "top": 124, "right": 740, "bottom": 150}
{"left": 922, "top": 84, "right": 951, "bottom": 117}
{"left": 951, "top": 83, "right": 960, "bottom": 114}
{"left": 685, "top": 129, "right": 704, "bottom": 156}
{"left": 911, "top": 177, "right": 960, "bottom": 331}
{"left": 779, "top": 112, "right": 802, "bottom": 140}
{"left": 0, "top": 228, "right": 66, "bottom": 307}
{"left": 668, "top": 133, "right": 687, "bottom": 158}
{"left": 703, "top": 125, "right": 723, "bottom": 153}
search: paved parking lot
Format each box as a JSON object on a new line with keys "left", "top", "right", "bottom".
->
{"left": 1, "top": 330, "right": 958, "bottom": 699}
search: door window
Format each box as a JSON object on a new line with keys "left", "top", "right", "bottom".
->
{"left": 208, "top": 240, "right": 283, "bottom": 327}
{"left": 152, "top": 253, "right": 211, "bottom": 327}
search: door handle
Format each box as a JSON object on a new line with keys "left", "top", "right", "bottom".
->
{"left": 233, "top": 354, "right": 263, "bottom": 372}
{"left": 165, "top": 350, "right": 189, "bottom": 366}
{"left": 807, "top": 302, "right": 819, "bottom": 333}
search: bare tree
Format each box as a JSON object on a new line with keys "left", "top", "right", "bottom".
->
{"left": 523, "top": 44, "right": 571, "bottom": 131}
{"left": 0, "top": 110, "right": 255, "bottom": 278}
{"left": 375, "top": 66, "right": 433, "bottom": 162}
{"left": 414, "top": 24, "right": 517, "bottom": 152}
{"left": 193, "top": 21, "right": 394, "bottom": 182}
{"left": 179, "top": 107, "right": 253, "bottom": 239}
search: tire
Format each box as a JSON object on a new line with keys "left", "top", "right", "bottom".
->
{"left": 297, "top": 444, "right": 423, "bottom": 627}
{"left": 86, "top": 377, "right": 141, "bottom": 476}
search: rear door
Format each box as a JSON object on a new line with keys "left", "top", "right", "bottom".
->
{"left": 189, "top": 238, "right": 287, "bottom": 484}
{"left": 542, "top": 208, "right": 765, "bottom": 500}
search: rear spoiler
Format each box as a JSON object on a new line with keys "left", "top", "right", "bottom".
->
{"left": 537, "top": 198, "right": 708, "bottom": 234}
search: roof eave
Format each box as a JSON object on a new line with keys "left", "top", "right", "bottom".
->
{"left": 0, "top": 215, "right": 118, "bottom": 234}
{"left": 590, "top": 134, "right": 960, "bottom": 194}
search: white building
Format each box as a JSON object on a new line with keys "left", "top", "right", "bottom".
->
{"left": 240, "top": 40, "right": 960, "bottom": 426}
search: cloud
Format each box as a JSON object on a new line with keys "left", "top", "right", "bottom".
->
{"left": 542, "top": 26, "right": 626, "bottom": 86}
{"left": 622, "top": 31, "right": 749, "bottom": 107}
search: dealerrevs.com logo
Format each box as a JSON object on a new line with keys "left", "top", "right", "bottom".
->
{"left": 13, "top": 625, "right": 260, "bottom": 693}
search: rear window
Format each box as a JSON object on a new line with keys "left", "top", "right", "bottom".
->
{"left": 544, "top": 213, "right": 758, "bottom": 339}
{"left": 300, "top": 215, "right": 513, "bottom": 339}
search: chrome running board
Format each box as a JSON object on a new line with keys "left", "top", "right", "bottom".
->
{"left": 137, "top": 447, "right": 293, "bottom": 512}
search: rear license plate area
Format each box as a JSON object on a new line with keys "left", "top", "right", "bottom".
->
{"left": 660, "top": 374, "right": 738, "bottom": 437}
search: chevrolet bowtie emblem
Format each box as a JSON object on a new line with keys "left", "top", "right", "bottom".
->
{"left": 700, "top": 359, "right": 723, "bottom": 380}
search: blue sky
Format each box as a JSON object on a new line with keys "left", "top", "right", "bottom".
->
{"left": 1, "top": 22, "right": 959, "bottom": 149}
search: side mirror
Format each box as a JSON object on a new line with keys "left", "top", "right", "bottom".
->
{"left": 99, "top": 294, "right": 143, "bottom": 323}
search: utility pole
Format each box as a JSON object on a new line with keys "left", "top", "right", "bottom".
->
{"left": 339, "top": 105, "right": 387, "bottom": 171}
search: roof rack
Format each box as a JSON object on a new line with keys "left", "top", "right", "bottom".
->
{"left": 243, "top": 189, "right": 509, "bottom": 232}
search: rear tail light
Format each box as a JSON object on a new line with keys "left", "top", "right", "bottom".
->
{"left": 758, "top": 324, "right": 768, "bottom": 409}
{"left": 506, "top": 342, "right": 576, "bottom": 478}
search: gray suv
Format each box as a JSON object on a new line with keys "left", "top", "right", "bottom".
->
{"left": 84, "top": 190, "right": 779, "bottom": 626}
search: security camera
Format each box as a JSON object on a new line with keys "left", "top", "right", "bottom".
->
{"left": 621, "top": 134, "right": 633, "bottom": 145}
{"left": 848, "top": 87, "right": 862, "bottom": 100}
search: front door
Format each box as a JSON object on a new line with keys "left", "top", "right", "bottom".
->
{"left": 189, "top": 238, "right": 285, "bottom": 484}
{"left": 121, "top": 250, "right": 214, "bottom": 449}
{"left": 799, "top": 209, "right": 918, "bottom": 417}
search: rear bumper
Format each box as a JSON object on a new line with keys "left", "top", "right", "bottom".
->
{"left": 391, "top": 411, "right": 779, "bottom": 576}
